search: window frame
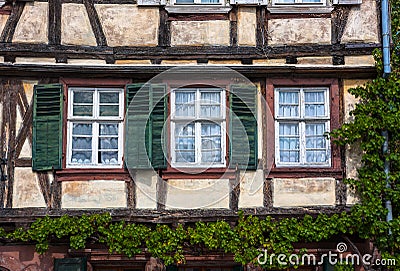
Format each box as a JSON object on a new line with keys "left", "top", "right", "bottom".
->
{"left": 274, "top": 87, "right": 331, "bottom": 167}
{"left": 66, "top": 87, "right": 125, "bottom": 169}
{"left": 171, "top": 0, "right": 224, "bottom": 5}
{"left": 170, "top": 87, "right": 227, "bottom": 168}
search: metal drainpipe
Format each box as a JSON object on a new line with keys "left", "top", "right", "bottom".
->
{"left": 381, "top": 0, "right": 393, "bottom": 228}
{"left": 382, "top": 0, "right": 391, "bottom": 77}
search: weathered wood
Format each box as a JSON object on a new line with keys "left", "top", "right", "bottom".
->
{"left": 127, "top": 171, "right": 135, "bottom": 208}
{"left": 229, "top": 6, "right": 238, "bottom": 47}
{"left": 6, "top": 81, "right": 17, "bottom": 208}
{"left": 15, "top": 158, "right": 31, "bottom": 167}
{"left": 0, "top": 43, "right": 380, "bottom": 60}
{"left": 51, "top": 177, "right": 61, "bottom": 209}
{"left": 168, "top": 13, "right": 228, "bottom": 21}
{"left": 156, "top": 175, "right": 166, "bottom": 211}
{"left": 256, "top": 7, "right": 267, "bottom": 48}
{"left": 0, "top": 2, "right": 25, "bottom": 43}
{"left": 48, "top": 0, "right": 61, "bottom": 45}
{"left": 264, "top": 178, "right": 272, "bottom": 208}
{"left": 38, "top": 173, "right": 51, "bottom": 207}
{"left": 331, "top": 6, "right": 351, "bottom": 45}
{"left": 83, "top": 0, "right": 107, "bottom": 46}
{"left": 158, "top": 8, "right": 170, "bottom": 47}
{"left": 229, "top": 167, "right": 240, "bottom": 211}
{"left": 0, "top": 81, "right": 8, "bottom": 209}
{"left": 0, "top": 206, "right": 351, "bottom": 224}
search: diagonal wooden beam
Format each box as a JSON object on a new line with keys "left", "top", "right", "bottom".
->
{"left": 0, "top": 2, "right": 25, "bottom": 43}
{"left": 83, "top": 0, "right": 107, "bottom": 46}
{"left": 15, "top": 93, "right": 32, "bottom": 158}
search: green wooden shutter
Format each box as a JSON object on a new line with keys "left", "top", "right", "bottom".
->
{"left": 229, "top": 85, "right": 258, "bottom": 169}
{"left": 125, "top": 83, "right": 167, "bottom": 169}
{"left": 32, "top": 84, "right": 63, "bottom": 171}
{"left": 54, "top": 258, "right": 87, "bottom": 271}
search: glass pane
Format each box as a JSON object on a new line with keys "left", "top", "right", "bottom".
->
{"left": 100, "top": 105, "right": 119, "bottom": 116}
{"left": 201, "top": 91, "right": 221, "bottom": 118}
{"left": 279, "top": 123, "right": 299, "bottom": 135}
{"left": 72, "top": 123, "right": 92, "bottom": 135}
{"left": 202, "top": 150, "right": 222, "bottom": 163}
{"left": 99, "top": 124, "right": 119, "bottom": 135}
{"left": 201, "top": 0, "right": 220, "bottom": 3}
{"left": 72, "top": 137, "right": 92, "bottom": 150}
{"left": 175, "top": 91, "right": 195, "bottom": 117}
{"left": 175, "top": 0, "right": 195, "bottom": 3}
{"left": 279, "top": 137, "right": 299, "bottom": 149}
{"left": 73, "top": 91, "right": 93, "bottom": 103}
{"left": 100, "top": 92, "right": 119, "bottom": 103}
{"left": 175, "top": 123, "right": 195, "bottom": 163}
{"left": 279, "top": 91, "right": 299, "bottom": 117}
{"left": 306, "top": 150, "right": 326, "bottom": 163}
{"left": 99, "top": 151, "right": 118, "bottom": 164}
{"left": 71, "top": 151, "right": 92, "bottom": 164}
{"left": 280, "top": 150, "right": 299, "bottom": 162}
{"left": 73, "top": 105, "right": 93, "bottom": 116}
{"left": 99, "top": 137, "right": 118, "bottom": 149}
{"left": 305, "top": 91, "right": 326, "bottom": 117}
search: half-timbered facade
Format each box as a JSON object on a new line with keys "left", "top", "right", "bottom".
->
{"left": 0, "top": 0, "right": 380, "bottom": 268}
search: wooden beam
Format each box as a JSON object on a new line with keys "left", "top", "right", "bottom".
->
{"left": 83, "top": 0, "right": 108, "bottom": 46}
{"left": 0, "top": 81, "right": 8, "bottom": 209}
{"left": 48, "top": 0, "right": 61, "bottom": 45}
{"left": 158, "top": 8, "right": 170, "bottom": 47}
{"left": 0, "top": 2, "right": 25, "bottom": 43}
{"left": 256, "top": 7, "right": 267, "bottom": 48}
{"left": 156, "top": 175, "right": 166, "bottom": 211}
{"left": 6, "top": 81, "right": 17, "bottom": 208}
{"left": 15, "top": 91, "right": 32, "bottom": 158}
{"left": 229, "top": 168, "right": 240, "bottom": 211}
{"left": 229, "top": 6, "right": 238, "bottom": 47}
{"left": 0, "top": 43, "right": 380, "bottom": 60}
{"left": 127, "top": 171, "right": 135, "bottom": 208}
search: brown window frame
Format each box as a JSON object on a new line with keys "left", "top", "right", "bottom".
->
{"left": 56, "top": 78, "right": 131, "bottom": 182}
{"left": 265, "top": 78, "right": 342, "bottom": 179}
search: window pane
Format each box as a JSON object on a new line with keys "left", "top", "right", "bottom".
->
{"left": 72, "top": 137, "right": 92, "bottom": 150}
{"left": 305, "top": 91, "right": 326, "bottom": 117}
{"left": 99, "top": 151, "right": 118, "bottom": 164}
{"left": 201, "top": 92, "right": 221, "bottom": 118}
{"left": 279, "top": 123, "right": 299, "bottom": 163}
{"left": 175, "top": 91, "right": 195, "bottom": 117}
{"left": 73, "top": 91, "right": 93, "bottom": 103}
{"left": 100, "top": 92, "right": 119, "bottom": 103}
{"left": 175, "top": 123, "right": 195, "bottom": 163}
{"left": 100, "top": 124, "right": 119, "bottom": 135}
{"left": 201, "top": 123, "right": 222, "bottom": 163}
{"left": 175, "top": 0, "right": 194, "bottom": 3}
{"left": 71, "top": 151, "right": 92, "bottom": 164}
{"left": 72, "top": 123, "right": 92, "bottom": 135}
{"left": 100, "top": 105, "right": 119, "bottom": 116}
{"left": 99, "top": 137, "right": 118, "bottom": 149}
{"left": 73, "top": 105, "right": 93, "bottom": 116}
{"left": 201, "top": 0, "right": 220, "bottom": 3}
{"left": 305, "top": 123, "right": 327, "bottom": 163}
{"left": 279, "top": 91, "right": 299, "bottom": 117}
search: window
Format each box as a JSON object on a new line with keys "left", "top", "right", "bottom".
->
{"left": 171, "top": 88, "right": 226, "bottom": 167}
{"left": 274, "top": 87, "right": 330, "bottom": 167}
{"left": 67, "top": 87, "right": 124, "bottom": 168}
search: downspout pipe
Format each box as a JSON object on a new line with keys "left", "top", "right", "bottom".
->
{"left": 381, "top": 0, "right": 393, "bottom": 229}
{"left": 382, "top": 0, "right": 391, "bottom": 77}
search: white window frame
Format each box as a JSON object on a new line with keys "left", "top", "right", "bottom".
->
{"left": 272, "top": 0, "right": 326, "bottom": 6}
{"left": 274, "top": 87, "right": 331, "bottom": 167}
{"left": 171, "top": 88, "right": 226, "bottom": 168}
{"left": 66, "top": 87, "right": 124, "bottom": 168}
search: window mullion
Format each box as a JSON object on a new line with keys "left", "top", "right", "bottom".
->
{"left": 300, "top": 121, "right": 306, "bottom": 165}
{"left": 196, "top": 122, "right": 201, "bottom": 165}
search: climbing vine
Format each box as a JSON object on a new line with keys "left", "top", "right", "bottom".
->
{"left": 0, "top": 1, "right": 399, "bottom": 270}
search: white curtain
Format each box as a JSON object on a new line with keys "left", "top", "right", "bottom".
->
{"left": 201, "top": 123, "right": 222, "bottom": 163}
{"left": 279, "top": 123, "right": 299, "bottom": 162}
{"left": 201, "top": 92, "right": 221, "bottom": 118}
{"left": 305, "top": 123, "right": 327, "bottom": 163}
{"left": 175, "top": 123, "right": 195, "bottom": 163}
{"left": 279, "top": 91, "right": 299, "bottom": 117}
{"left": 175, "top": 92, "right": 195, "bottom": 117}
{"left": 71, "top": 123, "right": 92, "bottom": 164}
{"left": 305, "top": 91, "right": 325, "bottom": 117}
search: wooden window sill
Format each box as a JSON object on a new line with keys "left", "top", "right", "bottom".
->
{"left": 56, "top": 168, "right": 131, "bottom": 181}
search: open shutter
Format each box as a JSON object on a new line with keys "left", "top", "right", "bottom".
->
{"left": 125, "top": 83, "right": 167, "bottom": 169}
{"left": 32, "top": 84, "right": 63, "bottom": 171}
{"left": 229, "top": 85, "right": 258, "bottom": 169}
{"left": 54, "top": 258, "right": 87, "bottom": 271}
